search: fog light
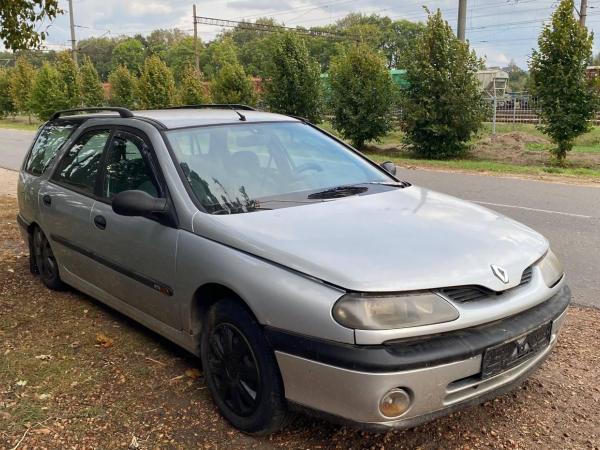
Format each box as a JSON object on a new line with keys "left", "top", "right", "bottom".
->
{"left": 379, "top": 388, "right": 411, "bottom": 418}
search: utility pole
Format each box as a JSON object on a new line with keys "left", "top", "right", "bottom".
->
{"left": 579, "top": 0, "right": 588, "bottom": 27}
{"left": 457, "top": 0, "right": 467, "bottom": 41}
{"left": 193, "top": 4, "right": 200, "bottom": 71}
{"left": 68, "top": 0, "right": 77, "bottom": 64}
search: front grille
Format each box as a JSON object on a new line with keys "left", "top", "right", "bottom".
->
{"left": 439, "top": 265, "right": 534, "bottom": 303}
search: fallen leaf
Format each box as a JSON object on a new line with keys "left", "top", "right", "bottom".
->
{"left": 35, "top": 354, "right": 53, "bottom": 361}
{"left": 96, "top": 334, "right": 114, "bottom": 348}
{"left": 15, "top": 380, "right": 27, "bottom": 387}
{"left": 185, "top": 368, "right": 202, "bottom": 379}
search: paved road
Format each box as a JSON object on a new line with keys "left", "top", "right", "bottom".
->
{"left": 1, "top": 129, "right": 598, "bottom": 308}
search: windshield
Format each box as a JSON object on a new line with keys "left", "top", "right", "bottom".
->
{"left": 166, "top": 122, "right": 392, "bottom": 213}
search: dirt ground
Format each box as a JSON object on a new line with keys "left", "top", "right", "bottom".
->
{"left": 1, "top": 193, "right": 599, "bottom": 449}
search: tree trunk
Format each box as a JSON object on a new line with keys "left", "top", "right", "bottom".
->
{"left": 555, "top": 140, "right": 571, "bottom": 167}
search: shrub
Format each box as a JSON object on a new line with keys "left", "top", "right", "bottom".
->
{"left": 211, "top": 63, "right": 256, "bottom": 105}
{"left": 137, "top": 56, "right": 177, "bottom": 109}
{"left": 0, "top": 68, "right": 16, "bottom": 117}
{"left": 108, "top": 65, "right": 137, "bottom": 109}
{"left": 178, "top": 65, "right": 209, "bottom": 105}
{"left": 29, "top": 62, "right": 70, "bottom": 120}
{"left": 55, "top": 51, "right": 81, "bottom": 107}
{"left": 8, "top": 56, "right": 34, "bottom": 115}
{"left": 80, "top": 56, "right": 104, "bottom": 107}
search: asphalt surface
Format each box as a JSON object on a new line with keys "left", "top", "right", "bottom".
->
{"left": 0, "top": 129, "right": 598, "bottom": 308}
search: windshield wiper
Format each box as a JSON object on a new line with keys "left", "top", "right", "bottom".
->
{"left": 307, "top": 185, "right": 369, "bottom": 200}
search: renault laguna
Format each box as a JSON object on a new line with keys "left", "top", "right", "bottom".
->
{"left": 17, "top": 106, "right": 570, "bottom": 434}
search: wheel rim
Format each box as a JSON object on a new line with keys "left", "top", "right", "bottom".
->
{"left": 34, "top": 230, "right": 57, "bottom": 280}
{"left": 207, "top": 323, "right": 261, "bottom": 417}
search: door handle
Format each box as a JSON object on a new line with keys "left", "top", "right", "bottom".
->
{"left": 42, "top": 195, "right": 51, "bottom": 206}
{"left": 94, "top": 215, "right": 107, "bottom": 230}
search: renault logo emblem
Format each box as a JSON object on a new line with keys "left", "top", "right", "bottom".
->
{"left": 491, "top": 264, "right": 509, "bottom": 284}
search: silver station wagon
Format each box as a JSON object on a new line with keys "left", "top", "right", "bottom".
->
{"left": 17, "top": 106, "right": 570, "bottom": 434}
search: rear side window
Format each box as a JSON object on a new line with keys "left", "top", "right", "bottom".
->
{"left": 25, "top": 122, "right": 78, "bottom": 175}
{"left": 53, "top": 129, "right": 111, "bottom": 195}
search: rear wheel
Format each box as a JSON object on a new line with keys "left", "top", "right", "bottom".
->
{"left": 32, "top": 227, "right": 65, "bottom": 290}
{"left": 200, "top": 298, "right": 290, "bottom": 434}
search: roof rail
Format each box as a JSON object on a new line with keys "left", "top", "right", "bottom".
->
{"left": 163, "top": 104, "right": 257, "bottom": 111}
{"left": 49, "top": 107, "right": 134, "bottom": 121}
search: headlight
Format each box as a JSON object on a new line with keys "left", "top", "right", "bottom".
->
{"left": 332, "top": 292, "right": 459, "bottom": 330}
{"left": 538, "top": 248, "right": 564, "bottom": 287}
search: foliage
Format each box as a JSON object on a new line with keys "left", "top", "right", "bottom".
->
{"left": 79, "top": 56, "right": 104, "bottom": 107}
{"left": 8, "top": 56, "right": 35, "bottom": 114}
{"left": 112, "top": 38, "right": 146, "bottom": 75}
{"left": 55, "top": 51, "right": 81, "bottom": 107}
{"left": 530, "top": 0, "right": 599, "bottom": 165}
{"left": 264, "top": 33, "right": 322, "bottom": 122}
{"left": 78, "top": 36, "right": 117, "bottom": 81}
{"left": 147, "top": 29, "right": 188, "bottom": 59}
{"left": 165, "top": 37, "right": 198, "bottom": 83}
{"left": 211, "top": 63, "right": 256, "bottom": 105}
{"left": 0, "top": 68, "right": 16, "bottom": 118}
{"left": 108, "top": 65, "right": 137, "bottom": 109}
{"left": 137, "top": 56, "right": 177, "bottom": 109}
{"left": 329, "top": 44, "right": 395, "bottom": 149}
{"left": 29, "top": 62, "right": 69, "bottom": 120}
{"left": 506, "top": 60, "right": 529, "bottom": 92}
{"left": 178, "top": 65, "right": 209, "bottom": 105}
{"left": 200, "top": 37, "right": 239, "bottom": 80}
{"left": 399, "top": 9, "right": 486, "bottom": 159}
{"left": 0, "top": 0, "right": 62, "bottom": 50}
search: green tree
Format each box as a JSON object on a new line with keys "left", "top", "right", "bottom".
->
{"left": 399, "top": 9, "right": 486, "bottom": 159}
{"left": 178, "top": 65, "right": 209, "bottom": 105}
{"left": 200, "top": 37, "right": 239, "bottom": 80}
{"left": 329, "top": 44, "right": 395, "bottom": 149}
{"left": 211, "top": 63, "right": 256, "bottom": 105}
{"left": 29, "top": 62, "right": 69, "bottom": 120}
{"left": 264, "top": 32, "right": 322, "bottom": 122}
{"left": 79, "top": 56, "right": 104, "bottom": 107}
{"left": 78, "top": 36, "right": 117, "bottom": 81}
{"left": 0, "top": 68, "right": 16, "bottom": 118}
{"left": 55, "top": 51, "right": 80, "bottom": 107}
{"left": 108, "top": 65, "right": 137, "bottom": 109}
{"left": 8, "top": 56, "right": 35, "bottom": 116}
{"left": 112, "top": 38, "right": 146, "bottom": 75}
{"left": 137, "top": 55, "right": 177, "bottom": 108}
{"left": 147, "top": 28, "right": 188, "bottom": 59}
{"left": 0, "top": 0, "right": 62, "bottom": 50}
{"left": 530, "top": 0, "right": 598, "bottom": 165}
{"left": 165, "top": 36, "right": 197, "bottom": 82}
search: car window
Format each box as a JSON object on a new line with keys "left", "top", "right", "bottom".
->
{"left": 53, "top": 129, "right": 110, "bottom": 195}
{"left": 101, "top": 132, "right": 159, "bottom": 199}
{"left": 25, "top": 122, "right": 79, "bottom": 175}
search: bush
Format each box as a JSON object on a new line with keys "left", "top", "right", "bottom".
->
{"left": 264, "top": 32, "right": 322, "bottom": 122}
{"left": 0, "top": 68, "right": 16, "bottom": 118}
{"left": 211, "top": 63, "right": 256, "bottom": 105}
{"left": 29, "top": 62, "right": 70, "bottom": 120}
{"left": 8, "top": 56, "right": 34, "bottom": 115}
{"left": 80, "top": 56, "right": 104, "bottom": 107}
{"left": 108, "top": 65, "right": 137, "bottom": 109}
{"left": 137, "top": 56, "right": 177, "bottom": 109}
{"left": 530, "top": 0, "right": 599, "bottom": 165}
{"left": 399, "top": 9, "right": 486, "bottom": 159}
{"left": 55, "top": 51, "right": 81, "bottom": 108}
{"left": 329, "top": 44, "right": 395, "bottom": 149}
{"left": 178, "top": 65, "right": 209, "bottom": 105}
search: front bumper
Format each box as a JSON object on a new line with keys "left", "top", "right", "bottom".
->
{"left": 270, "top": 284, "right": 570, "bottom": 429}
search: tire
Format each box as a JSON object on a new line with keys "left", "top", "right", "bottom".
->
{"left": 32, "top": 226, "right": 65, "bottom": 291}
{"left": 200, "top": 298, "right": 291, "bottom": 435}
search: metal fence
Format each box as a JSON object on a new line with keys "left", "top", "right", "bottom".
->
{"left": 485, "top": 92, "right": 540, "bottom": 131}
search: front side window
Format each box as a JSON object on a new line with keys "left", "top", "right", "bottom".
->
{"left": 166, "top": 122, "right": 391, "bottom": 213}
{"left": 53, "top": 129, "right": 110, "bottom": 194}
{"left": 25, "top": 122, "right": 78, "bottom": 175}
{"left": 101, "top": 132, "right": 159, "bottom": 199}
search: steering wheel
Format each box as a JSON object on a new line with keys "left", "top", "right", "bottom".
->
{"left": 293, "top": 162, "right": 324, "bottom": 175}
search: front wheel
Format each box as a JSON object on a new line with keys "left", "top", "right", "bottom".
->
{"left": 200, "top": 298, "right": 290, "bottom": 434}
{"left": 32, "top": 227, "right": 65, "bottom": 290}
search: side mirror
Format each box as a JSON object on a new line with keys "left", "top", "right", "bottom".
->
{"left": 112, "top": 190, "right": 168, "bottom": 218}
{"left": 380, "top": 161, "right": 397, "bottom": 176}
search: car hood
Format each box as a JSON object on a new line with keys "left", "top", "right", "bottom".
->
{"left": 193, "top": 186, "right": 548, "bottom": 292}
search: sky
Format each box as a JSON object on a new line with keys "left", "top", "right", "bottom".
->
{"left": 23, "top": 0, "right": 600, "bottom": 68}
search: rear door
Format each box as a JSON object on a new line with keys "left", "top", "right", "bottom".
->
{"left": 86, "top": 128, "right": 181, "bottom": 329}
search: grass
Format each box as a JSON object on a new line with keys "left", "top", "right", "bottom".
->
{"left": 0, "top": 116, "right": 41, "bottom": 131}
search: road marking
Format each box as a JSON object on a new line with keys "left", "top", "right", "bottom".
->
{"left": 471, "top": 200, "right": 593, "bottom": 219}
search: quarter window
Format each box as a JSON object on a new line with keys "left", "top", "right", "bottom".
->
{"left": 25, "top": 122, "right": 78, "bottom": 175}
{"left": 102, "top": 133, "right": 159, "bottom": 199}
{"left": 53, "top": 129, "right": 110, "bottom": 194}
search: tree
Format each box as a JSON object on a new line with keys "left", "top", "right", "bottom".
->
{"left": 108, "top": 65, "right": 137, "bottom": 109}
{"left": 179, "top": 65, "right": 209, "bottom": 105}
{"left": 530, "top": 0, "right": 598, "bottom": 165}
{"left": 329, "top": 44, "right": 395, "bottom": 149}
{"left": 112, "top": 38, "right": 146, "bottom": 75}
{"left": 137, "top": 55, "right": 177, "bottom": 109}
{"left": 0, "top": 68, "right": 16, "bottom": 118}
{"left": 200, "top": 37, "right": 239, "bottom": 80}
{"left": 264, "top": 32, "right": 322, "bottom": 122}
{"left": 79, "top": 56, "right": 104, "bottom": 107}
{"left": 147, "top": 28, "right": 188, "bottom": 59}
{"left": 78, "top": 36, "right": 117, "bottom": 81}
{"left": 8, "top": 56, "right": 35, "bottom": 116}
{"left": 506, "top": 60, "right": 529, "bottom": 92}
{"left": 211, "top": 63, "right": 256, "bottom": 105}
{"left": 399, "top": 9, "right": 486, "bottom": 159}
{"left": 55, "top": 51, "right": 80, "bottom": 107}
{"left": 29, "top": 62, "right": 69, "bottom": 120}
{"left": 165, "top": 36, "right": 197, "bottom": 83}
{"left": 0, "top": 0, "right": 62, "bottom": 50}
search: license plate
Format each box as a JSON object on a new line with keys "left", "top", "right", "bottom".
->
{"left": 481, "top": 322, "right": 552, "bottom": 379}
